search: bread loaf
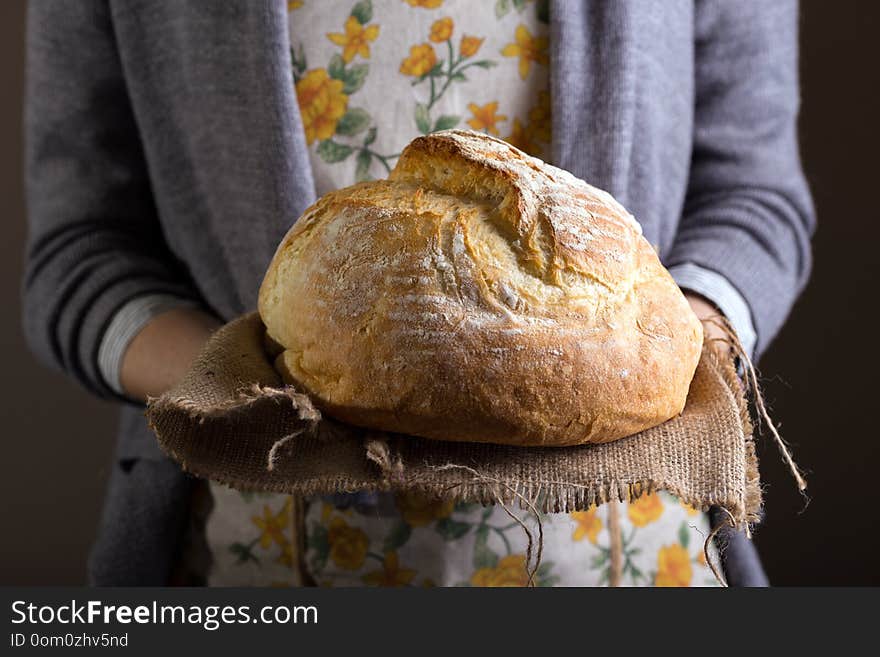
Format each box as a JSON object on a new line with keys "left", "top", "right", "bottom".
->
{"left": 259, "top": 130, "right": 703, "bottom": 446}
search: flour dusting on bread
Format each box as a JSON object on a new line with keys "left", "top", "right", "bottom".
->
{"left": 258, "top": 130, "right": 702, "bottom": 446}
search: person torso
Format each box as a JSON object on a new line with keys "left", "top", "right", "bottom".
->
{"left": 204, "top": 0, "right": 717, "bottom": 588}
{"left": 109, "top": 1, "right": 699, "bottom": 461}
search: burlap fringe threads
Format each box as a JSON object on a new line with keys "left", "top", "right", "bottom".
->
{"left": 704, "top": 316, "right": 808, "bottom": 493}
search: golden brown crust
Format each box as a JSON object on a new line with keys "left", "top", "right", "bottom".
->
{"left": 258, "top": 130, "right": 703, "bottom": 446}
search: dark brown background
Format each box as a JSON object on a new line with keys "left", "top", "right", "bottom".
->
{"left": 1, "top": 2, "right": 877, "bottom": 585}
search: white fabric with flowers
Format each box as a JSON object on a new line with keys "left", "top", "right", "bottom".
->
{"left": 204, "top": 0, "right": 720, "bottom": 587}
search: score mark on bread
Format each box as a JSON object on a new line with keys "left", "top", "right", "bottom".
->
{"left": 258, "top": 130, "right": 702, "bottom": 446}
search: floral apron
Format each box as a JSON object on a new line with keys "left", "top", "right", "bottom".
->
{"left": 205, "top": 0, "right": 721, "bottom": 587}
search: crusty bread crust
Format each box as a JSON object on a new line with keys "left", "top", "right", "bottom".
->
{"left": 258, "top": 130, "right": 702, "bottom": 446}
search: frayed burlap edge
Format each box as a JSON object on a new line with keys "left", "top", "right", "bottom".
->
{"left": 358, "top": 431, "right": 761, "bottom": 525}
{"left": 707, "top": 343, "right": 762, "bottom": 528}
{"left": 148, "top": 391, "right": 760, "bottom": 527}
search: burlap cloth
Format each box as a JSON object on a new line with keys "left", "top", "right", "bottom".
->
{"left": 146, "top": 312, "right": 762, "bottom": 529}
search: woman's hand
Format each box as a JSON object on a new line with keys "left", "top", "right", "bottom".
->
{"left": 683, "top": 292, "right": 731, "bottom": 358}
{"left": 119, "top": 307, "right": 222, "bottom": 401}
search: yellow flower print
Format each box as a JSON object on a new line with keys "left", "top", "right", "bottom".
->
{"left": 287, "top": 0, "right": 303, "bottom": 10}
{"left": 570, "top": 507, "right": 602, "bottom": 545}
{"left": 527, "top": 90, "right": 551, "bottom": 143}
{"left": 467, "top": 101, "right": 507, "bottom": 135}
{"left": 327, "top": 517, "right": 369, "bottom": 570}
{"left": 396, "top": 492, "right": 455, "bottom": 527}
{"left": 400, "top": 43, "right": 437, "bottom": 77}
{"left": 362, "top": 552, "right": 417, "bottom": 587}
{"left": 277, "top": 542, "right": 295, "bottom": 569}
{"left": 501, "top": 24, "right": 549, "bottom": 80}
{"left": 655, "top": 544, "right": 693, "bottom": 587}
{"left": 459, "top": 35, "right": 484, "bottom": 59}
{"left": 251, "top": 498, "right": 291, "bottom": 550}
{"left": 505, "top": 118, "right": 540, "bottom": 156}
{"left": 327, "top": 15, "right": 380, "bottom": 63}
{"left": 320, "top": 502, "right": 335, "bottom": 523}
{"left": 295, "top": 69, "right": 349, "bottom": 145}
{"left": 429, "top": 17, "right": 453, "bottom": 43}
{"left": 471, "top": 554, "right": 529, "bottom": 587}
{"left": 627, "top": 492, "right": 664, "bottom": 527}
{"left": 404, "top": 0, "right": 443, "bottom": 8}
{"left": 680, "top": 500, "right": 700, "bottom": 517}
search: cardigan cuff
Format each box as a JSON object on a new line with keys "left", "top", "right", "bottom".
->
{"left": 668, "top": 262, "right": 757, "bottom": 357}
{"left": 97, "top": 294, "right": 201, "bottom": 396}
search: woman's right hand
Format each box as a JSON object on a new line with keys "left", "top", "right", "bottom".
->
{"left": 119, "top": 307, "right": 222, "bottom": 401}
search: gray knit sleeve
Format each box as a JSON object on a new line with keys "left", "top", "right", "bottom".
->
{"left": 665, "top": 0, "right": 815, "bottom": 358}
{"left": 22, "top": 1, "right": 203, "bottom": 399}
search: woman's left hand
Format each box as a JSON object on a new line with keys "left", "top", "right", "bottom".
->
{"left": 684, "top": 292, "right": 731, "bottom": 358}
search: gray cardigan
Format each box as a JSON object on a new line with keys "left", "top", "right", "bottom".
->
{"left": 23, "top": 0, "right": 814, "bottom": 586}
